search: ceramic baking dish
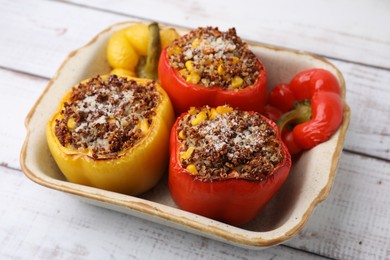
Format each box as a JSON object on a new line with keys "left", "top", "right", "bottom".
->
{"left": 20, "top": 21, "right": 350, "bottom": 249}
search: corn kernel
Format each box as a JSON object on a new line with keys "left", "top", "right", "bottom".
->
{"left": 217, "top": 64, "right": 224, "bottom": 75}
{"left": 137, "top": 119, "right": 149, "bottom": 134}
{"left": 185, "top": 60, "right": 194, "bottom": 71}
{"left": 231, "top": 76, "right": 243, "bottom": 88}
{"left": 191, "top": 111, "right": 207, "bottom": 126}
{"left": 67, "top": 117, "right": 77, "bottom": 130}
{"left": 178, "top": 130, "right": 186, "bottom": 139}
{"left": 188, "top": 107, "right": 197, "bottom": 115}
{"left": 180, "top": 146, "right": 195, "bottom": 160}
{"left": 192, "top": 39, "right": 202, "bottom": 48}
{"left": 179, "top": 68, "right": 189, "bottom": 77}
{"left": 186, "top": 164, "right": 198, "bottom": 175}
{"left": 216, "top": 106, "right": 233, "bottom": 114}
{"left": 232, "top": 56, "right": 240, "bottom": 64}
{"left": 167, "top": 45, "right": 181, "bottom": 56}
{"left": 186, "top": 71, "right": 200, "bottom": 85}
{"left": 209, "top": 108, "right": 218, "bottom": 120}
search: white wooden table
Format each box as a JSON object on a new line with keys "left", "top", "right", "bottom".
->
{"left": 1, "top": 0, "right": 390, "bottom": 259}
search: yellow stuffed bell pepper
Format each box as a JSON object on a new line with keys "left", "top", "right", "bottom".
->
{"left": 46, "top": 75, "right": 175, "bottom": 195}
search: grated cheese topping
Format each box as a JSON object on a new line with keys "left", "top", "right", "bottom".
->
{"left": 167, "top": 27, "right": 261, "bottom": 90}
{"left": 54, "top": 75, "right": 159, "bottom": 159}
{"left": 177, "top": 106, "right": 283, "bottom": 180}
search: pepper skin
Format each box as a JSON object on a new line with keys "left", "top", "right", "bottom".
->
{"left": 266, "top": 69, "right": 344, "bottom": 155}
{"left": 158, "top": 48, "right": 268, "bottom": 115}
{"left": 107, "top": 22, "right": 180, "bottom": 80}
{"left": 168, "top": 109, "right": 291, "bottom": 226}
{"left": 46, "top": 76, "right": 175, "bottom": 195}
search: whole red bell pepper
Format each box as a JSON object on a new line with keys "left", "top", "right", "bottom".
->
{"left": 158, "top": 47, "right": 268, "bottom": 115}
{"left": 265, "top": 68, "right": 344, "bottom": 155}
{"left": 168, "top": 106, "right": 291, "bottom": 226}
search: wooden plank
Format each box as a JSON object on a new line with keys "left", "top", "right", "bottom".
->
{"left": 64, "top": 0, "right": 390, "bottom": 69}
{"left": 0, "top": 166, "right": 326, "bottom": 259}
{"left": 1, "top": 0, "right": 390, "bottom": 79}
{"left": 330, "top": 60, "right": 390, "bottom": 160}
{"left": 0, "top": 69, "right": 48, "bottom": 169}
{"left": 0, "top": 0, "right": 130, "bottom": 78}
{"left": 285, "top": 152, "right": 390, "bottom": 259}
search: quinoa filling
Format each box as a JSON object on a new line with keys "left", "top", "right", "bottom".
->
{"left": 177, "top": 106, "right": 283, "bottom": 180}
{"left": 54, "top": 75, "right": 160, "bottom": 159}
{"left": 167, "top": 27, "right": 261, "bottom": 90}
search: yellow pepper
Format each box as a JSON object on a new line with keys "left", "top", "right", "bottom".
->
{"left": 46, "top": 75, "right": 175, "bottom": 195}
{"left": 107, "top": 22, "right": 180, "bottom": 80}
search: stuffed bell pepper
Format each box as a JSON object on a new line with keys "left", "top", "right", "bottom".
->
{"left": 158, "top": 27, "right": 268, "bottom": 115}
{"left": 46, "top": 75, "right": 175, "bottom": 195}
{"left": 169, "top": 105, "right": 291, "bottom": 225}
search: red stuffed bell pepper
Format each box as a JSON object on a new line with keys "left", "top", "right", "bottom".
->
{"left": 265, "top": 68, "right": 344, "bottom": 155}
{"left": 169, "top": 105, "right": 291, "bottom": 226}
{"left": 158, "top": 27, "right": 267, "bottom": 115}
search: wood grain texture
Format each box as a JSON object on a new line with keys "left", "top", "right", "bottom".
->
{"left": 286, "top": 152, "right": 390, "bottom": 259}
{"left": 1, "top": 0, "right": 390, "bottom": 259}
{"left": 64, "top": 0, "right": 390, "bottom": 69}
{"left": 0, "top": 69, "right": 48, "bottom": 169}
{"left": 331, "top": 61, "right": 390, "bottom": 160}
{"left": 0, "top": 0, "right": 128, "bottom": 78}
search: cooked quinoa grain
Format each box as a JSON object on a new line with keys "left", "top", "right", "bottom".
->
{"left": 177, "top": 106, "right": 283, "bottom": 180}
{"left": 167, "top": 27, "right": 261, "bottom": 90}
{"left": 54, "top": 75, "right": 159, "bottom": 159}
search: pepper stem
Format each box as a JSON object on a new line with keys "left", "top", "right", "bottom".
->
{"left": 276, "top": 100, "right": 312, "bottom": 133}
{"left": 136, "top": 22, "right": 161, "bottom": 80}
